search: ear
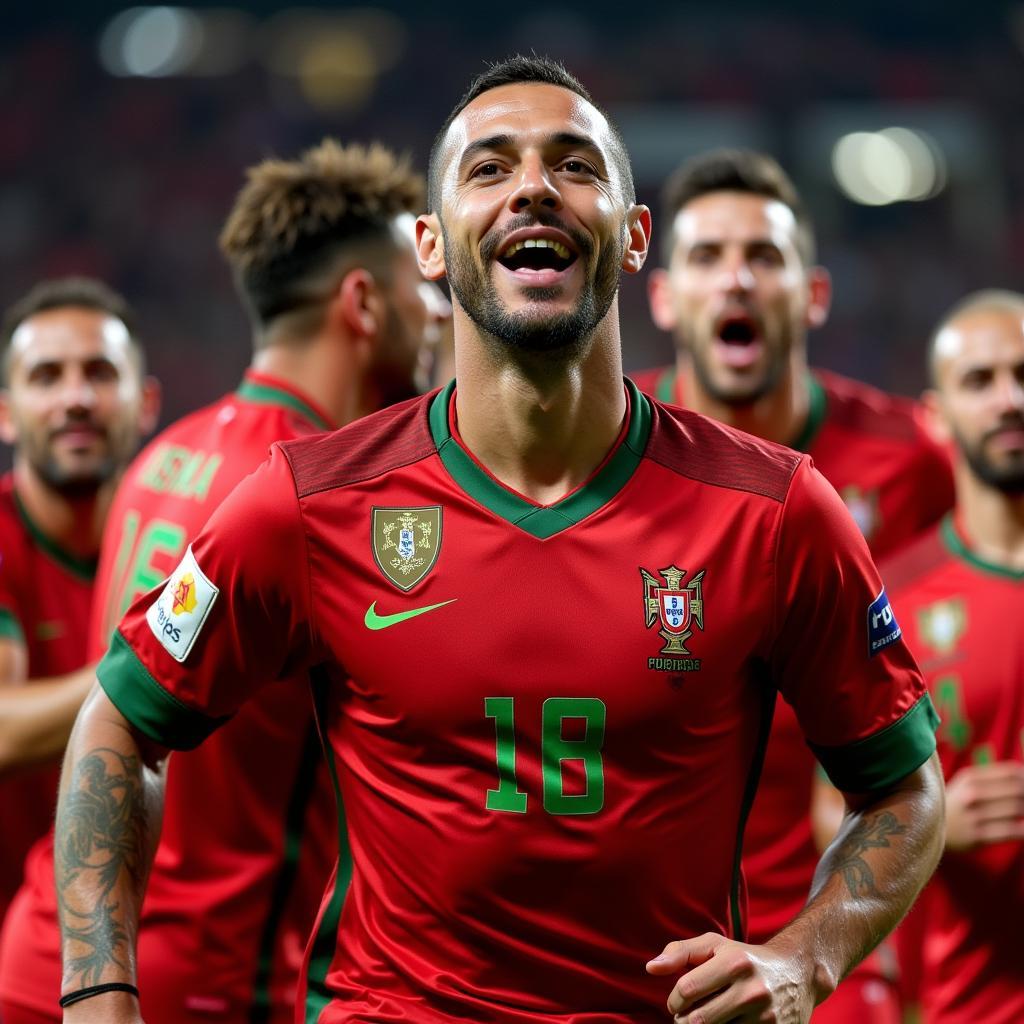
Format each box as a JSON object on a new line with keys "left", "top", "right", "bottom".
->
{"left": 647, "top": 268, "right": 678, "bottom": 332}
{"left": 332, "top": 268, "right": 383, "bottom": 342}
{"left": 138, "top": 376, "right": 161, "bottom": 436}
{"left": 621, "top": 205, "right": 652, "bottom": 275}
{"left": 0, "top": 391, "right": 15, "bottom": 446}
{"left": 805, "top": 266, "right": 832, "bottom": 330}
{"left": 417, "top": 214, "right": 447, "bottom": 282}
{"left": 920, "top": 387, "right": 952, "bottom": 445}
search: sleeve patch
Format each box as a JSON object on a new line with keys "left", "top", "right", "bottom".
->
{"left": 867, "top": 587, "right": 901, "bottom": 657}
{"left": 146, "top": 545, "right": 219, "bottom": 663}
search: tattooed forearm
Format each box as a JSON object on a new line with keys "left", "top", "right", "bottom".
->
{"left": 56, "top": 748, "right": 150, "bottom": 987}
{"left": 832, "top": 810, "right": 908, "bottom": 898}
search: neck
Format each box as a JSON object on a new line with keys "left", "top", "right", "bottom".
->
{"left": 678, "top": 348, "right": 810, "bottom": 447}
{"left": 12, "top": 461, "right": 112, "bottom": 558}
{"left": 252, "top": 332, "right": 378, "bottom": 429}
{"left": 453, "top": 307, "right": 627, "bottom": 505}
{"left": 953, "top": 463, "right": 1024, "bottom": 571}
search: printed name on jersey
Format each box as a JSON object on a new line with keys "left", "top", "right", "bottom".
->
{"left": 867, "top": 587, "right": 901, "bottom": 657}
{"left": 371, "top": 506, "right": 443, "bottom": 591}
{"left": 145, "top": 545, "right": 219, "bottom": 662}
{"left": 917, "top": 596, "right": 966, "bottom": 656}
{"left": 640, "top": 565, "right": 705, "bottom": 672}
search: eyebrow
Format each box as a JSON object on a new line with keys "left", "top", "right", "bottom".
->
{"left": 457, "top": 131, "right": 605, "bottom": 177}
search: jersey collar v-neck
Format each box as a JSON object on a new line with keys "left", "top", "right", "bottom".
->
{"left": 13, "top": 488, "right": 97, "bottom": 581}
{"left": 429, "top": 378, "right": 652, "bottom": 540}
{"left": 235, "top": 370, "right": 336, "bottom": 432}
{"left": 941, "top": 513, "right": 1024, "bottom": 581}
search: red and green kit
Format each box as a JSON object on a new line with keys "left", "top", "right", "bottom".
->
{"left": 0, "top": 372, "right": 337, "bottom": 1024}
{"left": 884, "top": 518, "right": 1024, "bottom": 1024}
{"left": 99, "top": 382, "right": 937, "bottom": 1023}
{"left": 0, "top": 475, "right": 95, "bottom": 922}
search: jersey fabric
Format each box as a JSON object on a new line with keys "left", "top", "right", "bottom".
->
{"left": 0, "top": 371, "right": 337, "bottom": 1024}
{"left": 883, "top": 517, "right": 1024, "bottom": 1024}
{"left": 97, "top": 381, "right": 937, "bottom": 1023}
{"left": 634, "top": 365, "right": 954, "bottom": 944}
{"left": 0, "top": 474, "right": 95, "bottom": 922}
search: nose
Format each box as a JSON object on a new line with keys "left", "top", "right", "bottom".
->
{"left": 507, "top": 153, "right": 562, "bottom": 214}
{"left": 714, "top": 252, "right": 756, "bottom": 293}
{"left": 995, "top": 369, "right": 1024, "bottom": 413}
{"left": 60, "top": 367, "right": 98, "bottom": 414}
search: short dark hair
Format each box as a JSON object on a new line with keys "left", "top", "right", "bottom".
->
{"left": 427, "top": 54, "right": 636, "bottom": 213}
{"left": 219, "top": 139, "right": 424, "bottom": 339}
{"left": 660, "top": 149, "right": 815, "bottom": 266}
{"left": 928, "top": 288, "right": 1024, "bottom": 385}
{"left": 1, "top": 277, "right": 141, "bottom": 383}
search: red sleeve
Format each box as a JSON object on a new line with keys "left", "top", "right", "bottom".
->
{"left": 96, "top": 446, "right": 318, "bottom": 748}
{"left": 771, "top": 458, "right": 938, "bottom": 791}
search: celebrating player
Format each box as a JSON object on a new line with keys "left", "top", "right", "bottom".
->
{"left": 645, "top": 149, "right": 954, "bottom": 1021}
{"left": 0, "top": 140, "right": 447, "bottom": 1024}
{"left": 878, "top": 291, "right": 1024, "bottom": 1023}
{"left": 56, "top": 57, "right": 943, "bottom": 1024}
{"left": 0, "top": 278, "right": 157, "bottom": 925}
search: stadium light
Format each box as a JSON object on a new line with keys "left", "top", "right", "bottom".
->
{"left": 99, "top": 7, "right": 204, "bottom": 77}
{"left": 832, "top": 127, "right": 947, "bottom": 206}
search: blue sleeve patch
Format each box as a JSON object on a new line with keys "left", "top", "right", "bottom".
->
{"left": 867, "top": 587, "right": 902, "bottom": 657}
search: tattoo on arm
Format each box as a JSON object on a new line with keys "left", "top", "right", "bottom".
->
{"left": 833, "top": 810, "right": 908, "bottom": 898}
{"left": 56, "top": 748, "right": 148, "bottom": 986}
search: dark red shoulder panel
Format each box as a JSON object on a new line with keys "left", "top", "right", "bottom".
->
{"left": 817, "top": 369, "right": 926, "bottom": 444}
{"left": 281, "top": 392, "right": 436, "bottom": 498}
{"left": 879, "top": 525, "right": 947, "bottom": 591}
{"left": 644, "top": 400, "right": 801, "bottom": 503}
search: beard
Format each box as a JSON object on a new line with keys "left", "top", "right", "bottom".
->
{"left": 18, "top": 417, "right": 125, "bottom": 498}
{"left": 954, "top": 420, "right": 1024, "bottom": 495}
{"left": 442, "top": 212, "right": 622, "bottom": 358}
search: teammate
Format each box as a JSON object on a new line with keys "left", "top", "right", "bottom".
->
{"left": 645, "top": 149, "right": 954, "bottom": 1020}
{"left": 0, "top": 140, "right": 447, "bottom": 1024}
{"left": 873, "top": 291, "right": 1024, "bottom": 1023}
{"left": 56, "top": 57, "right": 943, "bottom": 1024}
{"left": 0, "top": 277, "right": 157, "bottom": 924}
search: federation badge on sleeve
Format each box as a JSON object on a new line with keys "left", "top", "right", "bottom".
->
{"left": 867, "top": 587, "right": 901, "bottom": 657}
{"left": 640, "top": 564, "right": 705, "bottom": 672}
{"left": 146, "top": 546, "right": 219, "bottom": 662}
{"left": 371, "top": 506, "right": 443, "bottom": 591}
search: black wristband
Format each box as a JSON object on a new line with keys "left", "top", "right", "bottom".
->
{"left": 59, "top": 982, "right": 140, "bottom": 1008}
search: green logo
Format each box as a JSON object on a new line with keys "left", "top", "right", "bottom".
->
{"left": 364, "top": 599, "right": 456, "bottom": 631}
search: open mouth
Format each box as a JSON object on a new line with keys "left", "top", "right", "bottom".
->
{"left": 714, "top": 315, "right": 763, "bottom": 369}
{"left": 497, "top": 237, "right": 578, "bottom": 275}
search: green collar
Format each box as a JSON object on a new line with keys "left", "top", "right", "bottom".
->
{"left": 941, "top": 514, "right": 1024, "bottom": 581}
{"left": 235, "top": 375, "right": 333, "bottom": 431}
{"left": 13, "top": 490, "right": 97, "bottom": 581}
{"left": 429, "top": 378, "right": 652, "bottom": 539}
{"left": 655, "top": 366, "right": 676, "bottom": 404}
{"left": 789, "top": 373, "right": 827, "bottom": 453}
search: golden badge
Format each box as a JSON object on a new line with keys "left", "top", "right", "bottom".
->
{"left": 371, "top": 506, "right": 443, "bottom": 591}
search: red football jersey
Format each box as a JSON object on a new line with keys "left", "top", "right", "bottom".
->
{"left": 633, "top": 366, "right": 954, "bottom": 942}
{"left": 98, "top": 381, "right": 936, "bottom": 1023}
{"left": 0, "top": 372, "right": 337, "bottom": 1023}
{"left": 0, "top": 475, "right": 94, "bottom": 922}
{"left": 883, "top": 517, "right": 1024, "bottom": 1024}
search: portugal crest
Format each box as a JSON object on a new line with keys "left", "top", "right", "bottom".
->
{"left": 917, "top": 597, "right": 966, "bottom": 657}
{"left": 371, "top": 506, "right": 443, "bottom": 591}
{"left": 640, "top": 565, "right": 705, "bottom": 656}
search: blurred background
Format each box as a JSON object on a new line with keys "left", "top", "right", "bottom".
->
{"left": 2, "top": 0, "right": 1023, "bottom": 434}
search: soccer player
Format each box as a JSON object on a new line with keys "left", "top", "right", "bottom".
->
{"left": 645, "top": 150, "right": 954, "bottom": 1020}
{"left": 878, "top": 291, "right": 1024, "bottom": 1023}
{"left": 56, "top": 57, "right": 943, "bottom": 1024}
{"left": 0, "top": 278, "right": 157, "bottom": 925}
{"left": 0, "top": 141, "right": 447, "bottom": 1024}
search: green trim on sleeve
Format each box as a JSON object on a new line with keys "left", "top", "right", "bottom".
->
{"left": 812, "top": 693, "right": 939, "bottom": 793}
{"left": 0, "top": 607, "right": 25, "bottom": 643}
{"left": 97, "top": 630, "right": 229, "bottom": 750}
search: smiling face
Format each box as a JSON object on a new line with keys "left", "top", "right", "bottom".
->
{"left": 650, "top": 191, "right": 829, "bottom": 405}
{"left": 932, "top": 305, "right": 1024, "bottom": 494}
{"left": 424, "top": 82, "right": 646, "bottom": 357}
{"left": 1, "top": 307, "right": 146, "bottom": 495}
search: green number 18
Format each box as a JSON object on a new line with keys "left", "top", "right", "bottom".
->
{"left": 485, "top": 696, "right": 606, "bottom": 816}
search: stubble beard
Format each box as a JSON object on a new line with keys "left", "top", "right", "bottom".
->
{"left": 679, "top": 322, "right": 792, "bottom": 407}
{"left": 955, "top": 424, "right": 1024, "bottom": 495}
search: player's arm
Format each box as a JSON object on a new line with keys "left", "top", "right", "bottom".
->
{"left": 55, "top": 682, "right": 166, "bottom": 1024}
{"left": 0, "top": 664, "right": 96, "bottom": 770}
{"left": 0, "top": 633, "right": 28, "bottom": 687}
{"left": 944, "top": 759, "right": 1024, "bottom": 850}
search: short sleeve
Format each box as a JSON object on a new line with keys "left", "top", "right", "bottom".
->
{"left": 97, "top": 446, "right": 317, "bottom": 750}
{"left": 771, "top": 458, "right": 938, "bottom": 793}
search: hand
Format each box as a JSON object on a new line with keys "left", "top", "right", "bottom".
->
{"left": 646, "top": 932, "right": 816, "bottom": 1023}
{"left": 944, "top": 761, "right": 1024, "bottom": 852}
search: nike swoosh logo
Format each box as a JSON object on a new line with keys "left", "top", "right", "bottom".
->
{"left": 364, "top": 599, "right": 457, "bottom": 631}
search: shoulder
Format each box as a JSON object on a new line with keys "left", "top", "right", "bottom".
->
{"left": 644, "top": 398, "right": 803, "bottom": 503}
{"left": 879, "top": 522, "right": 949, "bottom": 594}
{"left": 280, "top": 392, "right": 435, "bottom": 500}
